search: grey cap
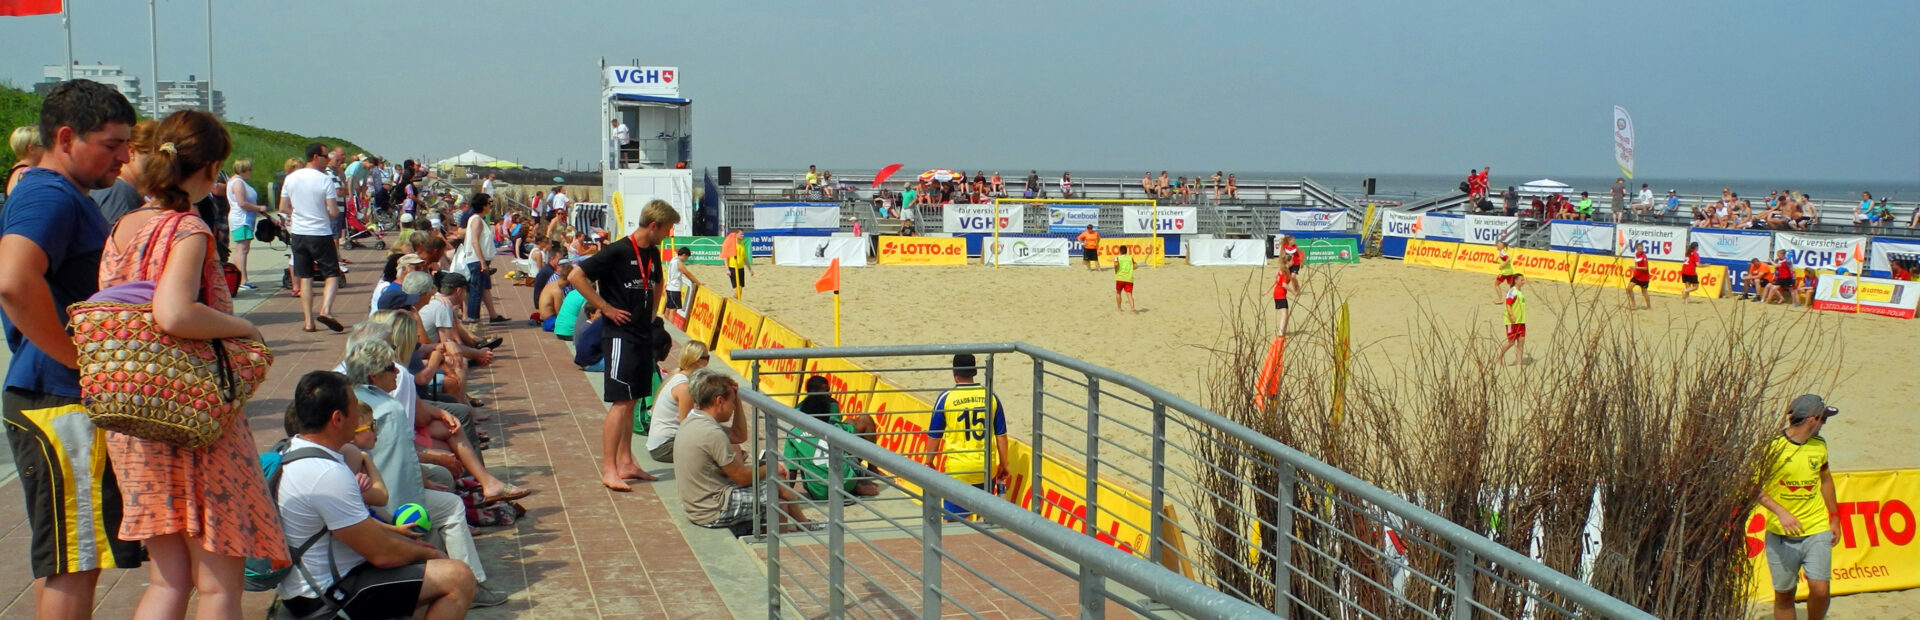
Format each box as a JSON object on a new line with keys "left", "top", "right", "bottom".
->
{"left": 1787, "top": 394, "right": 1838, "bottom": 422}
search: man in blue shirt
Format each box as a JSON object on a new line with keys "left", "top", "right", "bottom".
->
{"left": 0, "top": 79, "right": 144, "bottom": 618}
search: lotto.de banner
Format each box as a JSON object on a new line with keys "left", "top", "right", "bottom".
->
{"left": 876, "top": 236, "right": 968, "bottom": 266}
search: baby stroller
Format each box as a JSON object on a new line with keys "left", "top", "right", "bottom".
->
{"left": 343, "top": 195, "right": 387, "bottom": 250}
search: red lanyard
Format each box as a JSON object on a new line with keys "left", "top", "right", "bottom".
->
{"left": 627, "top": 235, "right": 652, "bottom": 292}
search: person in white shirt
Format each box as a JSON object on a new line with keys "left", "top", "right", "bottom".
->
{"left": 547, "top": 186, "right": 570, "bottom": 217}
{"left": 226, "top": 158, "right": 266, "bottom": 291}
{"left": 452, "top": 193, "right": 507, "bottom": 323}
{"left": 279, "top": 143, "right": 346, "bottom": 332}
{"left": 611, "top": 119, "right": 630, "bottom": 167}
{"left": 1631, "top": 183, "right": 1656, "bottom": 220}
{"left": 275, "top": 370, "right": 475, "bottom": 618}
{"left": 480, "top": 173, "right": 494, "bottom": 197}
{"left": 664, "top": 246, "right": 705, "bottom": 311}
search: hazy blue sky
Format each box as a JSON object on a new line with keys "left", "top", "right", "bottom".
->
{"left": 2, "top": 1, "right": 1914, "bottom": 182}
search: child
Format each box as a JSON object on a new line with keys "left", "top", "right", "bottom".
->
{"left": 1499, "top": 273, "right": 1527, "bottom": 366}
{"left": 1114, "top": 245, "right": 1137, "bottom": 313}
{"left": 665, "top": 247, "right": 703, "bottom": 311}
{"left": 1627, "top": 249, "right": 1652, "bottom": 310}
{"left": 1765, "top": 251, "right": 1796, "bottom": 305}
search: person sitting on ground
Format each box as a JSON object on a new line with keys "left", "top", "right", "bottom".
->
{"left": 784, "top": 376, "right": 881, "bottom": 502}
{"left": 554, "top": 283, "right": 589, "bottom": 342}
{"left": 538, "top": 264, "right": 575, "bottom": 332}
{"left": 645, "top": 342, "right": 723, "bottom": 462}
{"left": 898, "top": 219, "right": 917, "bottom": 236}
{"left": 674, "top": 369, "right": 813, "bottom": 530}
{"left": 276, "top": 370, "right": 478, "bottom": 618}
{"left": 573, "top": 307, "right": 607, "bottom": 372}
{"left": 1739, "top": 258, "right": 1769, "bottom": 300}
{"left": 1794, "top": 268, "right": 1818, "bottom": 306}
{"left": 414, "top": 235, "right": 450, "bottom": 274}
{"left": 371, "top": 252, "right": 426, "bottom": 316}
{"left": 419, "top": 272, "right": 501, "bottom": 360}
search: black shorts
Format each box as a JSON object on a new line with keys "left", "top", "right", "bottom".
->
{"left": 1774, "top": 278, "right": 1795, "bottom": 289}
{"left": 666, "top": 291, "right": 684, "bottom": 310}
{"left": 1273, "top": 298, "right": 1289, "bottom": 310}
{"left": 728, "top": 267, "right": 747, "bottom": 289}
{"left": 1681, "top": 274, "right": 1699, "bottom": 284}
{"left": 4, "top": 389, "right": 143, "bottom": 577}
{"left": 282, "top": 561, "right": 426, "bottom": 619}
{"left": 1632, "top": 279, "right": 1649, "bottom": 290}
{"left": 1083, "top": 248, "right": 1098, "bottom": 263}
{"left": 1288, "top": 264, "right": 1301, "bottom": 275}
{"left": 603, "top": 334, "right": 658, "bottom": 403}
{"left": 290, "top": 234, "right": 343, "bottom": 281}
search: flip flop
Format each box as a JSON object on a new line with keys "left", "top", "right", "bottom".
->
{"left": 483, "top": 486, "right": 533, "bottom": 504}
{"left": 315, "top": 315, "right": 345, "bottom": 332}
{"left": 479, "top": 337, "right": 503, "bottom": 350}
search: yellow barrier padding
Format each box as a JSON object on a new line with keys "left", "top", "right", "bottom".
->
{"left": 1403, "top": 239, "right": 1460, "bottom": 269}
{"left": 685, "top": 286, "right": 726, "bottom": 349}
{"left": 747, "top": 319, "right": 810, "bottom": 401}
{"left": 876, "top": 236, "right": 967, "bottom": 266}
{"left": 1645, "top": 261, "right": 1729, "bottom": 298}
{"left": 1452, "top": 243, "right": 1504, "bottom": 275}
{"left": 1572, "top": 254, "right": 1630, "bottom": 288}
{"left": 1747, "top": 469, "right": 1919, "bottom": 600}
{"left": 1097, "top": 237, "right": 1167, "bottom": 267}
{"left": 713, "top": 299, "right": 764, "bottom": 376}
{"left": 1510, "top": 248, "right": 1576, "bottom": 283}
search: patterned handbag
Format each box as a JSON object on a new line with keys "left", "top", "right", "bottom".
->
{"left": 68, "top": 211, "right": 273, "bottom": 449}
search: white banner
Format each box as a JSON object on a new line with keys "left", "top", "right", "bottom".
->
{"left": 772, "top": 236, "right": 869, "bottom": 267}
{"left": 1613, "top": 105, "right": 1635, "bottom": 179}
{"left": 1811, "top": 275, "right": 1920, "bottom": 319}
{"left": 1424, "top": 213, "right": 1465, "bottom": 241}
{"left": 1691, "top": 228, "right": 1775, "bottom": 265}
{"left": 1775, "top": 232, "right": 1868, "bottom": 272}
{"left": 1278, "top": 209, "right": 1350, "bottom": 232}
{"left": 1188, "top": 239, "right": 1267, "bottom": 266}
{"left": 752, "top": 202, "right": 841, "bottom": 232}
{"left": 1381, "top": 210, "right": 1424, "bottom": 239}
{"left": 1869, "top": 237, "right": 1920, "bottom": 275}
{"left": 1048, "top": 206, "right": 1100, "bottom": 233}
{"left": 986, "top": 236, "right": 1070, "bottom": 266}
{"left": 1549, "top": 220, "right": 1615, "bottom": 253}
{"left": 943, "top": 203, "right": 1025, "bottom": 234}
{"left": 1122, "top": 206, "right": 1199, "bottom": 234}
{"left": 1463, "top": 214, "right": 1519, "bottom": 245}
{"left": 1613, "top": 224, "right": 1689, "bottom": 261}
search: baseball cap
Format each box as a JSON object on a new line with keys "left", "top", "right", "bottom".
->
{"left": 397, "top": 253, "right": 425, "bottom": 267}
{"left": 1787, "top": 394, "right": 1838, "bottom": 421}
{"left": 375, "top": 287, "right": 418, "bottom": 310}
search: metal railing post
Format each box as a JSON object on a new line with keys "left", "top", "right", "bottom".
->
{"left": 1079, "top": 375, "right": 1103, "bottom": 618}
{"left": 755, "top": 362, "right": 782, "bottom": 618}
{"left": 1031, "top": 358, "right": 1045, "bottom": 515}
{"left": 1149, "top": 403, "right": 1166, "bottom": 567}
{"left": 751, "top": 361, "right": 769, "bottom": 540}
{"left": 984, "top": 353, "right": 997, "bottom": 499}
{"left": 1451, "top": 544, "right": 1477, "bottom": 620}
{"left": 923, "top": 487, "right": 943, "bottom": 618}
{"left": 1274, "top": 463, "right": 1296, "bottom": 614}
{"left": 827, "top": 448, "right": 846, "bottom": 618}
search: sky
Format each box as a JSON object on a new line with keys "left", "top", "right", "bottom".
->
{"left": 1, "top": 1, "right": 1915, "bottom": 182}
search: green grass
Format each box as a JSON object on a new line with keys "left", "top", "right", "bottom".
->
{"left": 1, "top": 84, "right": 366, "bottom": 200}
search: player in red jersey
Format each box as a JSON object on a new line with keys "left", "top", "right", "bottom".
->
{"left": 1273, "top": 263, "right": 1298, "bottom": 334}
{"left": 1627, "top": 249, "right": 1653, "bottom": 309}
{"left": 1679, "top": 242, "right": 1701, "bottom": 303}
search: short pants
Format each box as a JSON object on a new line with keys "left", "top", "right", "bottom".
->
{"left": 282, "top": 561, "right": 427, "bottom": 619}
{"left": 1273, "top": 298, "right": 1289, "bottom": 310}
{"left": 1506, "top": 324, "right": 1526, "bottom": 341}
{"left": 1115, "top": 281, "right": 1134, "bottom": 293}
{"left": 1496, "top": 274, "right": 1516, "bottom": 285}
{"left": 1681, "top": 274, "right": 1699, "bottom": 285}
{"left": 729, "top": 267, "right": 748, "bottom": 289}
{"left": 1764, "top": 530, "right": 1833, "bottom": 592}
{"left": 603, "top": 333, "right": 657, "bottom": 403}
{"left": 666, "top": 290, "right": 684, "bottom": 310}
{"left": 1632, "top": 278, "right": 1650, "bottom": 290}
{"left": 231, "top": 225, "right": 255, "bottom": 243}
{"left": 1083, "top": 248, "right": 1098, "bottom": 263}
{"left": 290, "top": 233, "right": 343, "bottom": 280}
{"left": 697, "top": 480, "right": 780, "bottom": 529}
{"left": 3, "top": 389, "right": 143, "bottom": 577}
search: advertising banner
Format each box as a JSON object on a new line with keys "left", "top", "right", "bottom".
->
{"left": 1550, "top": 220, "right": 1616, "bottom": 254}
{"left": 876, "top": 236, "right": 968, "bottom": 266}
{"left": 1300, "top": 236, "right": 1360, "bottom": 265}
{"left": 747, "top": 319, "right": 812, "bottom": 400}
{"left": 1463, "top": 214, "right": 1520, "bottom": 245}
{"left": 772, "top": 236, "right": 869, "bottom": 267}
{"left": 1277, "top": 209, "right": 1349, "bottom": 233}
{"left": 1403, "top": 239, "right": 1460, "bottom": 269}
{"left": 1048, "top": 205, "right": 1101, "bottom": 233}
{"left": 866, "top": 380, "right": 940, "bottom": 496}
{"left": 1452, "top": 243, "right": 1504, "bottom": 274}
{"left": 1775, "top": 232, "right": 1868, "bottom": 272}
{"left": 794, "top": 357, "right": 879, "bottom": 410}
{"left": 1510, "top": 248, "right": 1576, "bottom": 283}
{"left": 943, "top": 203, "right": 1025, "bottom": 234}
{"left": 659, "top": 236, "right": 725, "bottom": 265}
{"left": 685, "top": 286, "right": 726, "bottom": 348}
{"left": 1646, "top": 261, "right": 1728, "bottom": 298}
{"left": 752, "top": 202, "right": 841, "bottom": 234}
{"left": 1122, "top": 206, "right": 1198, "bottom": 235}
{"left": 1381, "top": 210, "right": 1425, "bottom": 239}
{"left": 1572, "top": 255, "right": 1630, "bottom": 288}
{"left": 1614, "top": 224, "right": 1689, "bottom": 261}
{"left": 1692, "top": 228, "right": 1775, "bottom": 266}
{"left": 1097, "top": 237, "right": 1167, "bottom": 267}
{"left": 1747, "top": 469, "right": 1919, "bottom": 600}
{"left": 713, "top": 300, "right": 765, "bottom": 376}
{"left": 987, "top": 237, "right": 1072, "bottom": 267}
{"left": 1811, "top": 275, "right": 1920, "bottom": 319}
{"left": 1188, "top": 239, "right": 1266, "bottom": 266}
{"left": 998, "top": 437, "right": 1188, "bottom": 575}
{"left": 1868, "top": 237, "right": 1920, "bottom": 277}
{"left": 1422, "top": 213, "right": 1465, "bottom": 242}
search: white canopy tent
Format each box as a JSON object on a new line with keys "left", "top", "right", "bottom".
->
{"left": 433, "top": 150, "right": 521, "bottom": 169}
{"left": 1516, "top": 178, "right": 1573, "bottom": 196}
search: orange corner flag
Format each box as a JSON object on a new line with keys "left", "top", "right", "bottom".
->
{"left": 719, "top": 231, "right": 742, "bottom": 260}
{"left": 814, "top": 258, "right": 841, "bottom": 293}
{"left": 0, "top": 0, "right": 61, "bottom": 17}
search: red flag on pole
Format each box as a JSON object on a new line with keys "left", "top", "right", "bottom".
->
{"left": 814, "top": 258, "right": 841, "bottom": 293}
{"left": 0, "top": 0, "right": 60, "bottom": 16}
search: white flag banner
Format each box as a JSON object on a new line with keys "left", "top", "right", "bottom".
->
{"left": 1423, "top": 213, "right": 1465, "bottom": 241}
{"left": 1122, "top": 205, "right": 1198, "bottom": 234}
{"left": 772, "top": 236, "right": 869, "bottom": 267}
{"left": 1463, "top": 215, "right": 1520, "bottom": 245}
{"left": 752, "top": 202, "right": 842, "bottom": 233}
{"left": 1188, "top": 239, "right": 1267, "bottom": 266}
{"left": 942, "top": 203, "right": 1025, "bottom": 234}
{"left": 1614, "top": 224, "right": 1689, "bottom": 261}
{"left": 1381, "top": 210, "right": 1424, "bottom": 239}
{"left": 1277, "top": 209, "right": 1350, "bottom": 232}
{"left": 1613, "top": 105, "right": 1635, "bottom": 179}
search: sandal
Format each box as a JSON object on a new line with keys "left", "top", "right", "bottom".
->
{"left": 315, "top": 315, "right": 344, "bottom": 332}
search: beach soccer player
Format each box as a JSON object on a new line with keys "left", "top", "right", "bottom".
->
{"left": 928, "top": 354, "right": 1009, "bottom": 520}
{"left": 1281, "top": 234, "right": 1303, "bottom": 275}
{"left": 1077, "top": 224, "right": 1100, "bottom": 271}
{"left": 1273, "top": 261, "right": 1297, "bottom": 334}
{"left": 1680, "top": 242, "right": 1701, "bottom": 302}
{"left": 1114, "top": 245, "right": 1137, "bottom": 313}
{"left": 567, "top": 199, "right": 680, "bottom": 491}
{"left": 1494, "top": 240, "right": 1517, "bottom": 302}
{"left": 1627, "top": 249, "right": 1652, "bottom": 310}
{"left": 724, "top": 229, "right": 753, "bottom": 299}
{"left": 1764, "top": 250, "right": 1795, "bottom": 305}
{"left": 1757, "top": 394, "right": 1840, "bottom": 620}
{"left": 1499, "top": 273, "right": 1526, "bottom": 366}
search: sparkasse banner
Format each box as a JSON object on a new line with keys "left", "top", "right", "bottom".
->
{"left": 1121, "top": 206, "right": 1198, "bottom": 234}
{"left": 943, "top": 203, "right": 1025, "bottom": 234}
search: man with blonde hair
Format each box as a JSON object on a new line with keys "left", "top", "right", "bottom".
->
{"left": 568, "top": 199, "right": 681, "bottom": 491}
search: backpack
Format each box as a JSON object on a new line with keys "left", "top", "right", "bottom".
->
{"left": 243, "top": 442, "right": 353, "bottom": 619}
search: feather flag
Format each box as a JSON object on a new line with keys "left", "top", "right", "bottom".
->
{"left": 0, "top": 0, "right": 61, "bottom": 17}
{"left": 1613, "top": 106, "right": 1636, "bottom": 180}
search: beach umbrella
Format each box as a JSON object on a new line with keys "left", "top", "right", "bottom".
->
{"left": 919, "top": 169, "right": 959, "bottom": 183}
{"left": 872, "top": 163, "right": 905, "bottom": 187}
{"left": 1517, "top": 178, "right": 1573, "bottom": 196}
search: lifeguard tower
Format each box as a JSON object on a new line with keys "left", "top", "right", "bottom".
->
{"left": 600, "top": 63, "right": 694, "bottom": 236}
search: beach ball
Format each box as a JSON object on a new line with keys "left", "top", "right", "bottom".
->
{"left": 394, "top": 502, "right": 431, "bottom": 534}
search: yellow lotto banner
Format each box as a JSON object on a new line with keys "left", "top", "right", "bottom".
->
{"left": 1746, "top": 469, "right": 1919, "bottom": 600}
{"left": 999, "top": 438, "right": 1192, "bottom": 577}
{"left": 1509, "top": 248, "right": 1576, "bottom": 283}
{"left": 1097, "top": 238, "right": 1166, "bottom": 267}
{"left": 1451, "top": 243, "right": 1504, "bottom": 275}
{"left": 1403, "top": 239, "right": 1460, "bottom": 269}
{"left": 1644, "top": 261, "right": 1729, "bottom": 298}
{"left": 1571, "top": 254, "right": 1630, "bottom": 288}
{"left": 712, "top": 299, "right": 765, "bottom": 376}
{"left": 795, "top": 357, "right": 880, "bottom": 410}
{"left": 685, "top": 286, "right": 726, "bottom": 349}
{"left": 865, "top": 380, "right": 940, "bottom": 497}
{"left": 876, "top": 236, "right": 967, "bottom": 266}
{"left": 747, "top": 319, "right": 811, "bottom": 401}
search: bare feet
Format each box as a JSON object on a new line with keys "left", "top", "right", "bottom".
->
{"left": 600, "top": 475, "right": 632, "bottom": 492}
{"left": 620, "top": 465, "right": 657, "bottom": 481}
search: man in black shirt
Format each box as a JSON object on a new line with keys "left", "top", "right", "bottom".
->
{"left": 567, "top": 199, "right": 680, "bottom": 492}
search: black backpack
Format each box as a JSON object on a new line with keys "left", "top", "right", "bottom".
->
{"left": 244, "top": 444, "right": 352, "bottom": 618}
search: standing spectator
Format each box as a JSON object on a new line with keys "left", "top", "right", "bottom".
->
{"left": 480, "top": 172, "right": 495, "bottom": 197}
{"left": 98, "top": 109, "right": 282, "bottom": 618}
{"left": 927, "top": 354, "right": 1009, "bottom": 519}
{"left": 0, "top": 78, "right": 144, "bottom": 619}
{"left": 548, "top": 185, "right": 571, "bottom": 218}
{"left": 674, "top": 369, "right": 812, "bottom": 530}
{"left": 567, "top": 200, "right": 680, "bottom": 491}
{"left": 665, "top": 246, "right": 703, "bottom": 310}
{"left": 1609, "top": 177, "right": 1627, "bottom": 221}
{"left": 276, "top": 371, "right": 477, "bottom": 619}
{"left": 1757, "top": 395, "right": 1840, "bottom": 620}
{"left": 611, "top": 118, "right": 631, "bottom": 167}
{"left": 1210, "top": 171, "right": 1223, "bottom": 205}
{"left": 1113, "top": 245, "right": 1137, "bottom": 313}
{"left": 227, "top": 158, "right": 265, "bottom": 290}
{"left": 1501, "top": 187, "right": 1519, "bottom": 217}
{"left": 1077, "top": 225, "right": 1100, "bottom": 271}
{"left": 281, "top": 142, "right": 347, "bottom": 332}
{"left": 89, "top": 119, "right": 155, "bottom": 226}
{"left": 4, "top": 125, "right": 43, "bottom": 196}
{"left": 1499, "top": 273, "right": 1526, "bottom": 366}
{"left": 453, "top": 193, "right": 507, "bottom": 324}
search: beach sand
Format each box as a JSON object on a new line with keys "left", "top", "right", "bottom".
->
{"left": 685, "top": 256, "right": 1917, "bottom": 617}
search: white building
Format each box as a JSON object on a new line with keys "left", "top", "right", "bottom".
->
{"left": 153, "top": 75, "right": 225, "bottom": 118}
{"left": 37, "top": 63, "right": 145, "bottom": 109}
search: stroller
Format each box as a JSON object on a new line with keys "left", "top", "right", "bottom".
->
{"left": 343, "top": 194, "right": 388, "bottom": 250}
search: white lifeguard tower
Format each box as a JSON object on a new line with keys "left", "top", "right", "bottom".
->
{"left": 600, "top": 63, "right": 694, "bottom": 236}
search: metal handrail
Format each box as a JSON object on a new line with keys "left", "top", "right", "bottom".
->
{"left": 732, "top": 342, "right": 1655, "bottom": 619}
{"left": 739, "top": 385, "right": 1273, "bottom": 619}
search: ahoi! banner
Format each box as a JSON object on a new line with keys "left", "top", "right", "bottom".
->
{"left": 1614, "top": 224, "right": 1689, "bottom": 261}
{"left": 1692, "top": 228, "right": 1774, "bottom": 265}
{"left": 752, "top": 202, "right": 841, "bottom": 233}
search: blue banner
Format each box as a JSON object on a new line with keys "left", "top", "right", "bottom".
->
{"left": 1048, "top": 206, "right": 1100, "bottom": 233}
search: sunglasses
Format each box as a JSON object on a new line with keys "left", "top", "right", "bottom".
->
{"left": 354, "top": 424, "right": 374, "bottom": 433}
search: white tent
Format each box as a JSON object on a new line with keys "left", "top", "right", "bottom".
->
{"left": 433, "top": 150, "right": 521, "bottom": 169}
{"left": 1516, "top": 178, "right": 1573, "bottom": 196}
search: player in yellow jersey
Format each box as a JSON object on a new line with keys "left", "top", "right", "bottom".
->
{"left": 1757, "top": 394, "right": 1839, "bottom": 620}
{"left": 1114, "top": 245, "right": 1137, "bottom": 313}
{"left": 927, "top": 354, "right": 1009, "bottom": 519}
{"left": 1498, "top": 273, "right": 1526, "bottom": 366}
{"left": 1493, "top": 240, "right": 1517, "bottom": 303}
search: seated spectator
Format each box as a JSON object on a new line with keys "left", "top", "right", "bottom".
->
{"left": 990, "top": 171, "right": 1004, "bottom": 196}
{"left": 1058, "top": 172, "right": 1073, "bottom": 198}
{"left": 538, "top": 264, "right": 575, "bottom": 331}
{"left": 1139, "top": 173, "right": 1153, "bottom": 197}
{"left": 554, "top": 285, "right": 588, "bottom": 342}
{"left": 420, "top": 272, "right": 502, "bottom": 359}
{"left": 897, "top": 219, "right": 917, "bottom": 236}
{"left": 1223, "top": 173, "right": 1238, "bottom": 199}
{"left": 573, "top": 309, "right": 607, "bottom": 372}
{"left": 871, "top": 189, "right": 894, "bottom": 218}
{"left": 1573, "top": 192, "right": 1595, "bottom": 220}
{"left": 527, "top": 242, "right": 565, "bottom": 325}
{"left": 1739, "top": 259, "right": 1769, "bottom": 300}
{"left": 1526, "top": 196, "right": 1545, "bottom": 218}
{"left": 276, "top": 370, "right": 476, "bottom": 618}
{"left": 1794, "top": 268, "right": 1818, "bottom": 305}
{"left": 1661, "top": 190, "right": 1680, "bottom": 216}
{"left": 370, "top": 253, "right": 423, "bottom": 316}
{"left": 1794, "top": 195, "right": 1819, "bottom": 231}
{"left": 1629, "top": 184, "right": 1654, "bottom": 220}
{"left": 645, "top": 342, "right": 721, "bottom": 462}
{"left": 674, "top": 369, "right": 813, "bottom": 531}
{"left": 784, "top": 376, "right": 881, "bottom": 502}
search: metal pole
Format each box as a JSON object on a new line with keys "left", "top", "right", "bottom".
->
{"left": 1451, "top": 544, "right": 1476, "bottom": 620}
{"left": 1274, "top": 464, "right": 1296, "bottom": 614}
{"left": 1149, "top": 403, "right": 1166, "bottom": 567}
{"left": 1080, "top": 375, "right": 1104, "bottom": 617}
{"left": 148, "top": 0, "right": 159, "bottom": 118}
{"left": 205, "top": 0, "right": 213, "bottom": 117}
{"left": 922, "top": 487, "right": 943, "bottom": 618}
{"left": 760, "top": 364, "right": 782, "bottom": 619}
{"left": 983, "top": 353, "right": 995, "bottom": 499}
{"left": 1030, "top": 359, "right": 1045, "bottom": 515}
{"left": 61, "top": 3, "right": 72, "bottom": 81}
{"left": 827, "top": 448, "right": 846, "bottom": 618}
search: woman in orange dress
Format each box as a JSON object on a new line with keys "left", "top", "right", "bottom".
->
{"left": 101, "top": 109, "right": 282, "bottom": 619}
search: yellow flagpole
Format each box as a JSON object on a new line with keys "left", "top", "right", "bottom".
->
{"left": 833, "top": 291, "right": 842, "bottom": 346}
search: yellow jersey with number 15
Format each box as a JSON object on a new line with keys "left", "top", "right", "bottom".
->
{"left": 929, "top": 383, "right": 1007, "bottom": 485}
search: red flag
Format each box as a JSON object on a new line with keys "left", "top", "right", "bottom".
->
{"left": 814, "top": 258, "right": 840, "bottom": 293}
{"left": 718, "top": 231, "right": 742, "bottom": 260}
{"left": 0, "top": 0, "right": 60, "bottom": 16}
